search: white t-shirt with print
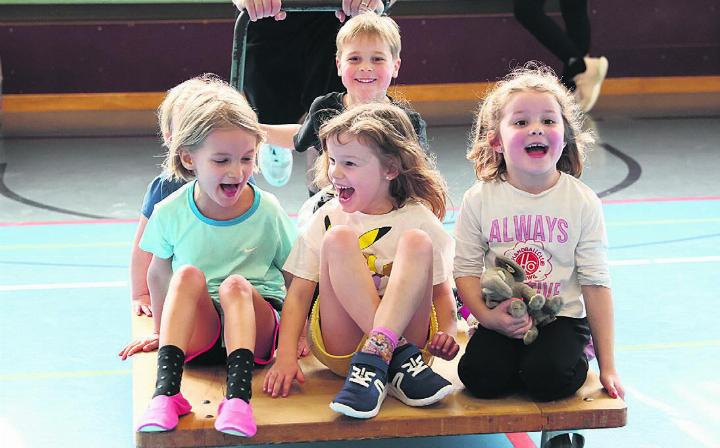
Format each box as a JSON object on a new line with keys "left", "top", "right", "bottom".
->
{"left": 285, "top": 199, "right": 454, "bottom": 295}
{"left": 453, "top": 173, "right": 610, "bottom": 318}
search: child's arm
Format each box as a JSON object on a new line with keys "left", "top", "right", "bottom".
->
{"left": 263, "top": 276, "right": 316, "bottom": 397}
{"left": 118, "top": 256, "right": 172, "bottom": 360}
{"left": 428, "top": 280, "right": 460, "bottom": 360}
{"left": 455, "top": 275, "right": 533, "bottom": 339}
{"left": 583, "top": 284, "right": 624, "bottom": 399}
{"left": 129, "top": 216, "right": 153, "bottom": 317}
{"left": 260, "top": 123, "right": 301, "bottom": 149}
{"left": 281, "top": 270, "right": 310, "bottom": 358}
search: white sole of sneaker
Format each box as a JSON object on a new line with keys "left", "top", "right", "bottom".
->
{"left": 388, "top": 382, "right": 454, "bottom": 407}
{"left": 329, "top": 389, "right": 387, "bottom": 419}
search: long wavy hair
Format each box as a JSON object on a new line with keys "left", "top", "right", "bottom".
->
{"left": 316, "top": 102, "right": 448, "bottom": 220}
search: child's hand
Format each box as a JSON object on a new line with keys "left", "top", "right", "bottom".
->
{"left": 233, "top": 0, "right": 287, "bottom": 22}
{"left": 428, "top": 331, "right": 460, "bottom": 361}
{"left": 118, "top": 333, "right": 159, "bottom": 360}
{"left": 600, "top": 369, "right": 625, "bottom": 400}
{"left": 132, "top": 293, "right": 152, "bottom": 317}
{"left": 263, "top": 356, "right": 305, "bottom": 398}
{"left": 485, "top": 299, "right": 533, "bottom": 339}
{"left": 336, "top": 0, "right": 384, "bottom": 22}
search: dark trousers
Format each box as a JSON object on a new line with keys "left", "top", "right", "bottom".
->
{"left": 513, "top": 0, "right": 591, "bottom": 88}
{"left": 244, "top": 13, "right": 344, "bottom": 124}
{"left": 458, "top": 317, "right": 591, "bottom": 402}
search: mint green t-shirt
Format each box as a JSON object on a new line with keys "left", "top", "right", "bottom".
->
{"left": 140, "top": 181, "right": 295, "bottom": 311}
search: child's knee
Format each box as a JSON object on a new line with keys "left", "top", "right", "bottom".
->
{"left": 397, "top": 229, "right": 432, "bottom": 257}
{"left": 218, "top": 275, "right": 253, "bottom": 303}
{"left": 458, "top": 354, "right": 518, "bottom": 398}
{"left": 171, "top": 265, "right": 206, "bottom": 287}
{"left": 520, "top": 357, "right": 588, "bottom": 401}
{"left": 321, "top": 225, "right": 356, "bottom": 251}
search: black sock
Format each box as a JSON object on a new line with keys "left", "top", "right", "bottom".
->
{"left": 152, "top": 345, "right": 185, "bottom": 398}
{"left": 226, "top": 348, "right": 254, "bottom": 402}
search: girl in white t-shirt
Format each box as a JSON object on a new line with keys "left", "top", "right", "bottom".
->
{"left": 265, "top": 103, "right": 459, "bottom": 419}
{"left": 454, "top": 63, "right": 624, "bottom": 410}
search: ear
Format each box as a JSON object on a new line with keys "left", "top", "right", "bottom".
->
{"left": 392, "top": 58, "right": 401, "bottom": 79}
{"left": 179, "top": 149, "right": 194, "bottom": 172}
{"left": 487, "top": 130, "right": 503, "bottom": 153}
{"left": 384, "top": 160, "right": 400, "bottom": 181}
{"left": 336, "top": 56, "right": 342, "bottom": 77}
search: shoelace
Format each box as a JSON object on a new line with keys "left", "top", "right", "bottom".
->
{"left": 348, "top": 366, "right": 376, "bottom": 387}
{"left": 401, "top": 354, "right": 429, "bottom": 377}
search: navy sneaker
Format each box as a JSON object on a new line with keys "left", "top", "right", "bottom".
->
{"left": 388, "top": 344, "right": 454, "bottom": 407}
{"left": 329, "top": 352, "right": 388, "bottom": 419}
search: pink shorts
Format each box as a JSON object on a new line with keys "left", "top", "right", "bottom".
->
{"left": 185, "top": 299, "right": 280, "bottom": 366}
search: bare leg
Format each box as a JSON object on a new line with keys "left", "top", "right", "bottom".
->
{"left": 319, "top": 225, "right": 380, "bottom": 355}
{"left": 159, "top": 265, "right": 220, "bottom": 354}
{"left": 373, "top": 229, "right": 434, "bottom": 347}
{"left": 218, "top": 275, "right": 277, "bottom": 359}
{"left": 319, "top": 226, "right": 434, "bottom": 354}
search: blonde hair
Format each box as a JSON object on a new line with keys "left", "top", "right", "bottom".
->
{"left": 336, "top": 12, "right": 401, "bottom": 60}
{"left": 316, "top": 103, "right": 447, "bottom": 220}
{"left": 467, "top": 62, "right": 594, "bottom": 181}
{"left": 159, "top": 75, "right": 264, "bottom": 181}
{"left": 158, "top": 74, "right": 214, "bottom": 149}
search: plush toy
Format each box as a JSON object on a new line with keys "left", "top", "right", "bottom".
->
{"left": 480, "top": 255, "right": 563, "bottom": 344}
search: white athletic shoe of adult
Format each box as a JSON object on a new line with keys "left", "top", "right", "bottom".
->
{"left": 573, "top": 56, "right": 609, "bottom": 113}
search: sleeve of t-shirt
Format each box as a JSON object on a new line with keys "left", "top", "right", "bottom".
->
{"left": 293, "top": 96, "right": 325, "bottom": 153}
{"left": 272, "top": 201, "right": 298, "bottom": 271}
{"left": 408, "top": 111, "right": 429, "bottom": 151}
{"left": 139, "top": 205, "right": 174, "bottom": 260}
{"left": 419, "top": 208, "right": 455, "bottom": 286}
{"left": 453, "top": 187, "right": 488, "bottom": 279}
{"left": 576, "top": 193, "right": 611, "bottom": 288}
{"left": 283, "top": 210, "right": 324, "bottom": 282}
{"left": 140, "top": 175, "right": 186, "bottom": 219}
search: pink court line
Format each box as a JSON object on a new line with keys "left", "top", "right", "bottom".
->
{"left": 1, "top": 196, "right": 717, "bottom": 228}
{"left": 506, "top": 432, "right": 536, "bottom": 448}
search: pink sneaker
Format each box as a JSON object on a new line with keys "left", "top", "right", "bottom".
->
{"left": 135, "top": 393, "right": 192, "bottom": 432}
{"left": 214, "top": 398, "right": 257, "bottom": 437}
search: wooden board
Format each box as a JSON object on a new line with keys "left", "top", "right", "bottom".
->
{"left": 131, "top": 314, "right": 626, "bottom": 448}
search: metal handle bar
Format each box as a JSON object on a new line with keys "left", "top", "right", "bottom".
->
{"left": 230, "top": 1, "right": 344, "bottom": 91}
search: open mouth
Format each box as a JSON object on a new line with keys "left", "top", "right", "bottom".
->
{"left": 525, "top": 143, "right": 548, "bottom": 158}
{"left": 336, "top": 185, "right": 355, "bottom": 203}
{"left": 355, "top": 78, "right": 376, "bottom": 84}
{"left": 220, "top": 183, "right": 240, "bottom": 197}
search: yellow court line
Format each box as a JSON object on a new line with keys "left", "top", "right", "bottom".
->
{"left": 618, "top": 340, "right": 720, "bottom": 352}
{"left": 606, "top": 217, "right": 720, "bottom": 228}
{"left": 0, "top": 242, "right": 130, "bottom": 251}
{"left": 0, "top": 369, "right": 131, "bottom": 381}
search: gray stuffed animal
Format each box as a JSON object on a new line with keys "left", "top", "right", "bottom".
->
{"left": 481, "top": 255, "right": 563, "bottom": 344}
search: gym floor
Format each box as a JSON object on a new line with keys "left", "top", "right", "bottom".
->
{"left": 1, "top": 104, "right": 719, "bottom": 447}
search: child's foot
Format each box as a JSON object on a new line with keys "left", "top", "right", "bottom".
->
{"left": 214, "top": 397, "right": 257, "bottom": 437}
{"left": 387, "top": 344, "right": 454, "bottom": 407}
{"left": 135, "top": 393, "right": 192, "bottom": 432}
{"left": 573, "top": 56, "right": 609, "bottom": 113}
{"left": 329, "top": 352, "right": 388, "bottom": 419}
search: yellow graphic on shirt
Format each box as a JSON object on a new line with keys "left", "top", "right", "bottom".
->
{"left": 324, "top": 216, "right": 393, "bottom": 276}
